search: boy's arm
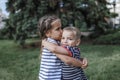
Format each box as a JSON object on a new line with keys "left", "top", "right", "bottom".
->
{"left": 42, "top": 40, "right": 71, "bottom": 56}
{"left": 55, "top": 54, "right": 84, "bottom": 67}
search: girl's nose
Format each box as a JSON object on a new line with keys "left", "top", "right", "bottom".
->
{"left": 60, "top": 29, "right": 63, "bottom": 33}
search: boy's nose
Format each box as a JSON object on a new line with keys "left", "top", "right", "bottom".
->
{"left": 64, "top": 39, "right": 67, "bottom": 43}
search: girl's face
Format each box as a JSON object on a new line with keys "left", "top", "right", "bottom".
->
{"left": 61, "top": 30, "right": 80, "bottom": 47}
{"left": 46, "top": 20, "right": 62, "bottom": 41}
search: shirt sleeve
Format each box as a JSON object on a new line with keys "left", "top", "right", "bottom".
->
{"left": 62, "top": 46, "right": 81, "bottom": 59}
{"left": 61, "top": 46, "right": 74, "bottom": 57}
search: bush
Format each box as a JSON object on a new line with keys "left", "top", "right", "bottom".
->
{"left": 0, "top": 29, "right": 12, "bottom": 40}
{"left": 93, "top": 31, "right": 120, "bottom": 45}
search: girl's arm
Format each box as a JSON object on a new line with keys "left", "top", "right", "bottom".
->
{"left": 55, "top": 54, "right": 83, "bottom": 67}
{"left": 56, "top": 54, "right": 88, "bottom": 68}
{"left": 42, "top": 40, "right": 71, "bottom": 56}
{"left": 80, "top": 58, "right": 88, "bottom": 69}
{"left": 42, "top": 40, "right": 88, "bottom": 68}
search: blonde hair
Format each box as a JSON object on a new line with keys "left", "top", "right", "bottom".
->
{"left": 63, "top": 26, "right": 81, "bottom": 40}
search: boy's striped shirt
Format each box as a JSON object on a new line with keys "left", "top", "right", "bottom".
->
{"left": 62, "top": 46, "right": 88, "bottom": 80}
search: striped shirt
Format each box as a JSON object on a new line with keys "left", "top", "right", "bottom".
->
{"left": 62, "top": 46, "right": 88, "bottom": 80}
{"left": 39, "top": 38, "right": 62, "bottom": 80}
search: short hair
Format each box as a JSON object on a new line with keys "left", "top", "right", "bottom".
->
{"left": 63, "top": 26, "right": 81, "bottom": 40}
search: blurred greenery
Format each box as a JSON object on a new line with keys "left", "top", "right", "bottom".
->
{"left": 94, "top": 30, "right": 120, "bottom": 44}
{"left": 1, "top": 0, "right": 117, "bottom": 46}
{"left": 0, "top": 40, "right": 120, "bottom": 80}
{"left": 0, "top": 40, "right": 40, "bottom": 80}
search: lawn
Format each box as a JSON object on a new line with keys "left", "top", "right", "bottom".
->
{"left": 0, "top": 40, "right": 120, "bottom": 80}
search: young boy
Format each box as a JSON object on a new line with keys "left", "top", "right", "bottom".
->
{"left": 38, "top": 15, "right": 88, "bottom": 80}
{"left": 42, "top": 26, "right": 88, "bottom": 80}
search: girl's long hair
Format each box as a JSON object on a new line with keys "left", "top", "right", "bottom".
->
{"left": 38, "top": 15, "right": 60, "bottom": 59}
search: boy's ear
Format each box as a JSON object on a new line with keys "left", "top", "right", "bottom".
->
{"left": 76, "top": 39, "right": 81, "bottom": 46}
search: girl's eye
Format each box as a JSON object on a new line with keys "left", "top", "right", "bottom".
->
{"left": 69, "top": 39, "right": 73, "bottom": 40}
{"left": 61, "top": 37, "right": 64, "bottom": 39}
{"left": 56, "top": 28, "right": 61, "bottom": 31}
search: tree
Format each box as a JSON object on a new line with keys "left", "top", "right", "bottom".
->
{"left": 4, "top": 0, "right": 114, "bottom": 46}
{"left": 0, "top": 8, "right": 7, "bottom": 29}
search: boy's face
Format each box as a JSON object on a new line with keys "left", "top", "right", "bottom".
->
{"left": 61, "top": 30, "right": 80, "bottom": 47}
{"left": 46, "top": 19, "right": 62, "bottom": 41}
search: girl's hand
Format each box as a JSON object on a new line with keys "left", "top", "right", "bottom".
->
{"left": 81, "top": 58, "right": 88, "bottom": 69}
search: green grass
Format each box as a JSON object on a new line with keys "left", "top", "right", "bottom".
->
{"left": 0, "top": 40, "right": 120, "bottom": 80}
{"left": 0, "top": 40, "right": 40, "bottom": 80}
{"left": 80, "top": 44, "right": 120, "bottom": 80}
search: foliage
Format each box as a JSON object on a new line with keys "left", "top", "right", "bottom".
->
{"left": 4, "top": 0, "right": 115, "bottom": 46}
{"left": 0, "top": 40, "right": 120, "bottom": 80}
{"left": 93, "top": 31, "right": 120, "bottom": 44}
{"left": 0, "top": 29, "right": 8, "bottom": 39}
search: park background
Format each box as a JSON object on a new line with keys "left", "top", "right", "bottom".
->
{"left": 0, "top": 0, "right": 120, "bottom": 80}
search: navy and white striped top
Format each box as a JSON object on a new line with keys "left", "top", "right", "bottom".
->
{"left": 39, "top": 38, "right": 62, "bottom": 80}
{"left": 62, "top": 46, "right": 88, "bottom": 80}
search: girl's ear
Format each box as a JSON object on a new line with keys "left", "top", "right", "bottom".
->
{"left": 76, "top": 39, "right": 81, "bottom": 46}
{"left": 45, "top": 30, "right": 51, "bottom": 37}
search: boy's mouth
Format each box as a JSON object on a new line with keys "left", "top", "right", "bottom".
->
{"left": 62, "top": 44, "right": 68, "bottom": 46}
